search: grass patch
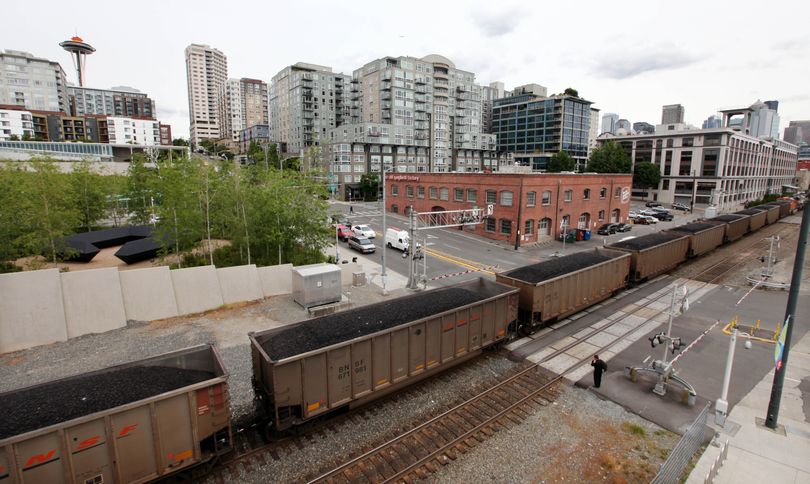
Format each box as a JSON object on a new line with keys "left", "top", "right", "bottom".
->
{"left": 622, "top": 421, "right": 647, "bottom": 436}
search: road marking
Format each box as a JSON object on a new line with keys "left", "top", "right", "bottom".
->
{"left": 444, "top": 244, "right": 461, "bottom": 251}
{"left": 425, "top": 248, "right": 495, "bottom": 275}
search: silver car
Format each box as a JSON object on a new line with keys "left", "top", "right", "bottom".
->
{"left": 348, "top": 235, "right": 376, "bottom": 254}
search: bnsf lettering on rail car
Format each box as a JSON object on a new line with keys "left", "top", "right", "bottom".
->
{"left": 337, "top": 364, "right": 350, "bottom": 380}
{"left": 354, "top": 358, "right": 367, "bottom": 374}
{"left": 24, "top": 450, "right": 56, "bottom": 468}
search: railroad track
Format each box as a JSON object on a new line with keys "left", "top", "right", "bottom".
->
{"left": 688, "top": 224, "right": 789, "bottom": 283}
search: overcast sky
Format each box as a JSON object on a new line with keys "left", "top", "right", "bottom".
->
{"left": 3, "top": 0, "right": 808, "bottom": 139}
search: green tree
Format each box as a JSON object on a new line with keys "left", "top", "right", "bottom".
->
{"left": 172, "top": 138, "right": 189, "bottom": 147}
{"left": 359, "top": 173, "right": 379, "bottom": 201}
{"left": 587, "top": 141, "right": 632, "bottom": 173}
{"left": 21, "top": 133, "right": 32, "bottom": 141}
{"left": 8, "top": 134, "right": 19, "bottom": 141}
{"left": 564, "top": 87, "right": 579, "bottom": 97}
{"left": 633, "top": 162, "right": 661, "bottom": 199}
{"left": 546, "top": 151, "right": 576, "bottom": 172}
{"left": 70, "top": 161, "right": 109, "bottom": 232}
{"left": 126, "top": 154, "right": 157, "bottom": 224}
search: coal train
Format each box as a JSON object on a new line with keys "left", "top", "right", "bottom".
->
{"left": 0, "top": 200, "right": 795, "bottom": 483}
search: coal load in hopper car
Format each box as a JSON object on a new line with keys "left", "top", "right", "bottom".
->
{"left": 607, "top": 232, "right": 689, "bottom": 282}
{"left": 667, "top": 222, "right": 726, "bottom": 257}
{"left": 735, "top": 208, "right": 767, "bottom": 232}
{"left": 706, "top": 213, "right": 751, "bottom": 242}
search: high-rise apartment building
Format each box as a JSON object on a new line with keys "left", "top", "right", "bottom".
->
{"left": 0, "top": 50, "right": 68, "bottom": 113}
{"left": 482, "top": 81, "right": 509, "bottom": 134}
{"left": 784, "top": 120, "right": 810, "bottom": 146}
{"left": 68, "top": 85, "right": 155, "bottom": 119}
{"left": 601, "top": 113, "right": 619, "bottom": 134}
{"left": 269, "top": 62, "right": 350, "bottom": 155}
{"left": 662, "top": 104, "right": 685, "bottom": 124}
{"left": 720, "top": 100, "right": 780, "bottom": 139}
{"left": 185, "top": 44, "right": 227, "bottom": 147}
{"left": 218, "top": 78, "right": 243, "bottom": 148}
{"left": 492, "top": 87, "right": 593, "bottom": 171}
{"left": 240, "top": 78, "right": 268, "bottom": 129}
{"left": 588, "top": 107, "right": 600, "bottom": 156}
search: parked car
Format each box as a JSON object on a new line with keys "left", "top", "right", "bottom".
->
{"left": 616, "top": 223, "right": 632, "bottom": 232}
{"left": 597, "top": 223, "right": 618, "bottom": 235}
{"left": 651, "top": 210, "right": 674, "bottom": 221}
{"left": 335, "top": 223, "right": 352, "bottom": 242}
{"left": 348, "top": 235, "right": 376, "bottom": 253}
{"left": 352, "top": 224, "right": 376, "bottom": 239}
{"left": 672, "top": 202, "right": 690, "bottom": 211}
{"left": 636, "top": 215, "right": 658, "bottom": 225}
{"left": 645, "top": 201, "right": 663, "bottom": 208}
{"left": 628, "top": 211, "right": 640, "bottom": 220}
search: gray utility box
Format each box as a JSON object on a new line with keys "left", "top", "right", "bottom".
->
{"left": 292, "top": 263, "right": 342, "bottom": 309}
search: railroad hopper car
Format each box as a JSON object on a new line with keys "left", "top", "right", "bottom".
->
{"left": 249, "top": 277, "right": 518, "bottom": 432}
{"left": 706, "top": 214, "right": 750, "bottom": 243}
{"left": 771, "top": 200, "right": 793, "bottom": 218}
{"left": 0, "top": 345, "right": 232, "bottom": 484}
{"left": 606, "top": 232, "right": 690, "bottom": 282}
{"left": 735, "top": 208, "right": 768, "bottom": 232}
{"left": 495, "top": 249, "right": 631, "bottom": 334}
{"left": 753, "top": 204, "right": 780, "bottom": 225}
{"left": 667, "top": 222, "right": 726, "bottom": 258}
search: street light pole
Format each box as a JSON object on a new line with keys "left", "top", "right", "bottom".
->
{"left": 715, "top": 328, "right": 738, "bottom": 426}
{"left": 381, "top": 168, "right": 387, "bottom": 295}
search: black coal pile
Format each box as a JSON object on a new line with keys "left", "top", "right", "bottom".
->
{"left": 608, "top": 232, "right": 684, "bottom": 251}
{"left": 263, "top": 288, "right": 487, "bottom": 360}
{"left": 710, "top": 214, "right": 745, "bottom": 222}
{"left": 669, "top": 223, "right": 721, "bottom": 234}
{"left": 503, "top": 250, "right": 618, "bottom": 284}
{"left": 0, "top": 366, "right": 214, "bottom": 440}
{"left": 736, "top": 209, "right": 765, "bottom": 215}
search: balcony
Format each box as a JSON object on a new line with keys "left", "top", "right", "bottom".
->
{"left": 415, "top": 77, "right": 427, "bottom": 85}
{"left": 381, "top": 92, "right": 392, "bottom": 100}
{"left": 380, "top": 80, "right": 391, "bottom": 90}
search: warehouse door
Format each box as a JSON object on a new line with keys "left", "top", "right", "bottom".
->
{"left": 538, "top": 218, "right": 551, "bottom": 237}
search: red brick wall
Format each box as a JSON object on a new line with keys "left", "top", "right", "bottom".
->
{"left": 385, "top": 173, "right": 633, "bottom": 245}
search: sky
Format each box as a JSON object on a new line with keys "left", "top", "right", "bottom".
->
{"left": 3, "top": 0, "right": 809, "bottom": 140}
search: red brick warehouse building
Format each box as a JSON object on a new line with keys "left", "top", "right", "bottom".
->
{"left": 385, "top": 172, "right": 633, "bottom": 245}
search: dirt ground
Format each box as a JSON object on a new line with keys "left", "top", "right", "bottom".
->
{"left": 14, "top": 239, "right": 230, "bottom": 272}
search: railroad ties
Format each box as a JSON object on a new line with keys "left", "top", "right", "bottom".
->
{"left": 308, "top": 364, "right": 562, "bottom": 483}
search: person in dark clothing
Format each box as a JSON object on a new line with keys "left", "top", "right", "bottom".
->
{"left": 591, "top": 355, "right": 607, "bottom": 388}
{"left": 349, "top": 205, "right": 353, "bottom": 214}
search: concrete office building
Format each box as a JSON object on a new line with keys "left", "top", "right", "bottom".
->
{"left": 68, "top": 85, "right": 155, "bottom": 119}
{"left": 185, "top": 44, "right": 227, "bottom": 147}
{"left": 588, "top": 107, "right": 600, "bottom": 156}
{"left": 482, "top": 81, "right": 509, "bottom": 134}
{"left": 784, "top": 120, "right": 810, "bottom": 145}
{"left": 269, "top": 62, "right": 350, "bottom": 155}
{"left": 597, "top": 120, "right": 797, "bottom": 210}
{"left": 492, "top": 87, "right": 593, "bottom": 171}
{"left": 720, "top": 100, "right": 780, "bottom": 139}
{"left": 662, "top": 104, "right": 685, "bottom": 124}
{"left": 0, "top": 50, "right": 69, "bottom": 113}
{"left": 616, "top": 118, "right": 631, "bottom": 132}
{"left": 632, "top": 121, "right": 654, "bottom": 134}
{"left": 0, "top": 109, "right": 35, "bottom": 140}
{"left": 601, "top": 113, "right": 619, "bottom": 134}
{"left": 702, "top": 115, "right": 722, "bottom": 129}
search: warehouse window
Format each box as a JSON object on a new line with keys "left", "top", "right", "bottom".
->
{"left": 525, "top": 219, "right": 534, "bottom": 236}
{"left": 600, "top": 187, "right": 607, "bottom": 199}
{"left": 406, "top": 185, "right": 414, "bottom": 197}
{"left": 454, "top": 188, "right": 464, "bottom": 201}
{"left": 526, "top": 191, "right": 536, "bottom": 207}
{"left": 486, "top": 190, "right": 497, "bottom": 204}
{"left": 614, "top": 187, "right": 621, "bottom": 198}
{"left": 564, "top": 189, "right": 573, "bottom": 202}
{"left": 391, "top": 184, "right": 398, "bottom": 196}
{"left": 485, "top": 217, "right": 496, "bottom": 232}
{"left": 467, "top": 188, "right": 477, "bottom": 202}
{"left": 440, "top": 187, "right": 449, "bottom": 200}
{"left": 598, "top": 210, "right": 605, "bottom": 221}
{"left": 611, "top": 208, "right": 620, "bottom": 223}
{"left": 542, "top": 190, "right": 551, "bottom": 205}
{"left": 500, "top": 219, "right": 512, "bottom": 234}
{"left": 500, "top": 191, "right": 513, "bottom": 206}
{"left": 583, "top": 188, "right": 590, "bottom": 200}
{"left": 418, "top": 186, "right": 425, "bottom": 198}
{"left": 430, "top": 186, "right": 438, "bottom": 199}
{"left": 578, "top": 213, "right": 590, "bottom": 229}
{"left": 391, "top": 204, "right": 398, "bottom": 213}
{"left": 561, "top": 214, "right": 571, "bottom": 229}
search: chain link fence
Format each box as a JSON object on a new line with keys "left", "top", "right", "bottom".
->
{"left": 652, "top": 403, "right": 711, "bottom": 484}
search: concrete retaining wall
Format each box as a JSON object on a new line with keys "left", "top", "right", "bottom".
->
{"left": 60, "top": 268, "right": 127, "bottom": 339}
{"left": 217, "top": 265, "right": 263, "bottom": 304}
{"left": 0, "top": 269, "right": 68, "bottom": 354}
{"left": 171, "top": 265, "right": 225, "bottom": 315}
{"left": 257, "top": 264, "right": 293, "bottom": 297}
{"left": 119, "top": 266, "right": 179, "bottom": 321}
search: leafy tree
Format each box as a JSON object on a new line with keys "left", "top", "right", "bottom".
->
{"left": 587, "top": 141, "right": 632, "bottom": 173}
{"left": 172, "top": 138, "right": 189, "bottom": 147}
{"left": 564, "top": 87, "right": 579, "bottom": 97}
{"left": 126, "top": 154, "right": 156, "bottom": 224}
{"left": 21, "top": 133, "right": 32, "bottom": 141}
{"left": 8, "top": 135, "right": 19, "bottom": 141}
{"left": 546, "top": 151, "right": 576, "bottom": 172}
{"left": 359, "top": 173, "right": 379, "bottom": 201}
{"left": 633, "top": 162, "right": 661, "bottom": 199}
{"left": 70, "top": 161, "right": 108, "bottom": 232}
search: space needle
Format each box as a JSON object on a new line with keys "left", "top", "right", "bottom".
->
{"left": 59, "top": 36, "right": 95, "bottom": 86}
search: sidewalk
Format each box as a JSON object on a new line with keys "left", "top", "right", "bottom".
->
{"left": 687, "top": 331, "right": 810, "bottom": 483}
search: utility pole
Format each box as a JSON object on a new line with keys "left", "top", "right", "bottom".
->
{"left": 407, "top": 208, "right": 418, "bottom": 289}
{"left": 381, "top": 169, "right": 387, "bottom": 295}
{"left": 715, "top": 329, "right": 738, "bottom": 426}
{"left": 765, "top": 206, "right": 809, "bottom": 429}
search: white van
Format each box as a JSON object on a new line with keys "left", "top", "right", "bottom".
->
{"left": 385, "top": 228, "right": 415, "bottom": 251}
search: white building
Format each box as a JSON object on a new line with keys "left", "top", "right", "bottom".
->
{"left": 0, "top": 50, "right": 69, "bottom": 113}
{"left": 185, "top": 44, "right": 227, "bottom": 147}
{"left": 588, "top": 107, "right": 600, "bottom": 156}
{"left": 106, "top": 116, "right": 161, "bottom": 146}
{"left": 721, "top": 100, "right": 780, "bottom": 139}
{"left": 0, "top": 109, "right": 35, "bottom": 140}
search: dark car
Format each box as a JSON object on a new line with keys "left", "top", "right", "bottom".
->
{"left": 597, "top": 223, "right": 618, "bottom": 235}
{"left": 616, "top": 223, "right": 632, "bottom": 232}
{"left": 651, "top": 210, "right": 674, "bottom": 221}
{"left": 672, "top": 202, "right": 690, "bottom": 211}
{"left": 348, "top": 235, "right": 376, "bottom": 253}
{"left": 645, "top": 201, "right": 662, "bottom": 208}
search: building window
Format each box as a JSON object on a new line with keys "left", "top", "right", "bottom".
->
{"left": 430, "top": 186, "right": 438, "bottom": 199}
{"left": 598, "top": 210, "right": 605, "bottom": 221}
{"left": 486, "top": 190, "right": 497, "bottom": 204}
{"left": 391, "top": 184, "right": 398, "bottom": 196}
{"left": 500, "top": 191, "right": 513, "bottom": 206}
{"left": 525, "top": 219, "right": 534, "bottom": 236}
{"left": 599, "top": 187, "right": 607, "bottom": 199}
{"left": 538, "top": 218, "right": 551, "bottom": 236}
{"left": 467, "top": 188, "right": 477, "bottom": 202}
{"left": 611, "top": 208, "right": 620, "bottom": 222}
{"left": 614, "top": 187, "right": 621, "bottom": 198}
{"left": 440, "top": 187, "right": 449, "bottom": 200}
{"left": 561, "top": 214, "right": 571, "bottom": 228}
{"left": 454, "top": 188, "right": 464, "bottom": 201}
{"left": 406, "top": 185, "right": 414, "bottom": 197}
{"left": 542, "top": 190, "right": 551, "bottom": 205}
{"left": 485, "top": 217, "right": 496, "bottom": 232}
{"left": 564, "top": 189, "right": 573, "bottom": 202}
{"left": 583, "top": 188, "right": 590, "bottom": 200}
{"left": 526, "top": 191, "right": 536, "bottom": 207}
{"left": 578, "top": 213, "right": 589, "bottom": 229}
{"left": 500, "top": 219, "right": 512, "bottom": 234}
{"left": 391, "top": 204, "right": 398, "bottom": 213}
{"left": 683, "top": 137, "right": 694, "bottom": 147}
{"left": 418, "top": 186, "right": 425, "bottom": 198}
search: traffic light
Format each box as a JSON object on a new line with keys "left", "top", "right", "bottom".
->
{"left": 649, "top": 332, "right": 665, "bottom": 348}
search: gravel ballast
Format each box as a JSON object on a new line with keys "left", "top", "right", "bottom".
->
{"left": 501, "top": 250, "right": 618, "bottom": 284}
{"left": 607, "top": 232, "right": 685, "bottom": 251}
{"left": 260, "top": 287, "right": 489, "bottom": 360}
{"left": 0, "top": 366, "right": 213, "bottom": 440}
